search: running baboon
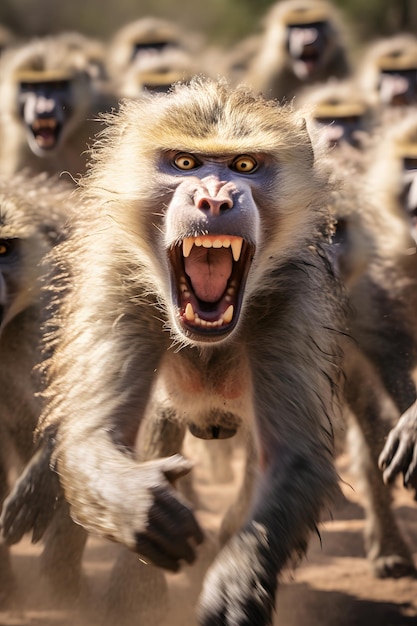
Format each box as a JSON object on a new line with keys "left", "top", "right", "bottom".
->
{"left": 20, "top": 78, "right": 346, "bottom": 625}
{"left": 0, "top": 172, "right": 87, "bottom": 603}
{"left": 327, "top": 139, "right": 417, "bottom": 577}
{"left": 358, "top": 34, "right": 417, "bottom": 109}
{"left": 245, "top": 0, "right": 352, "bottom": 102}
{"left": 372, "top": 113, "right": 417, "bottom": 489}
{"left": 0, "top": 35, "right": 115, "bottom": 179}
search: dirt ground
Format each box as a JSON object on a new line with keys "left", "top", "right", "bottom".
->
{"left": 1, "top": 444, "right": 417, "bottom": 626}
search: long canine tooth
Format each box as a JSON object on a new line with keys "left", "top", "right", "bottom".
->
{"left": 223, "top": 305, "right": 234, "bottom": 324}
{"left": 185, "top": 303, "right": 195, "bottom": 321}
{"left": 231, "top": 238, "right": 243, "bottom": 262}
{"left": 182, "top": 238, "right": 194, "bottom": 258}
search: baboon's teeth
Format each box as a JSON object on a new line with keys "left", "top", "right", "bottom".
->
{"left": 185, "top": 302, "right": 195, "bottom": 321}
{"left": 32, "top": 118, "right": 57, "bottom": 131}
{"left": 230, "top": 239, "right": 243, "bottom": 262}
{"left": 183, "top": 302, "right": 234, "bottom": 327}
{"left": 181, "top": 235, "right": 243, "bottom": 261}
{"left": 182, "top": 238, "right": 194, "bottom": 258}
{"left": 223, "top": 305, "right": 234, "bottom": 324}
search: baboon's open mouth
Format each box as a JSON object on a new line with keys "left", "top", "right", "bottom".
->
{"left": 298, "top": 47, "right": 320, "bottom": 70}
{"left": 169, "top": 234, "right": 254, "bottom": 340}
{"left": 29, "top": 118, "right": 61, "bottom": 150}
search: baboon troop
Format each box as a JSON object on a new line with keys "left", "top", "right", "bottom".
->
{"left": 1, "top": 1, "right": 417, "bottom": 625}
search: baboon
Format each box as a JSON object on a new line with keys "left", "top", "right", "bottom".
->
{"left": 9, "top": 78, "right": 346, "bottom": 625}
{"left": 114, "top": 47, "right": 199, "bottom": 98}
{"left": 326, "top": 135, "right": 417, "bottom": 577}
{"left": 373, "top": 113, "right": 417, "bottom": 489}
{"left": 245, "top": 0, "right": 352, "bottom": 102}
{"left": 0, "top": 34, "right": 115, "bottom": 180}
{"left": 298, "top": 79, "right": 376, "bottom": 151}
{"left": 0, "top": 172, "right": 88, "bottom": 603}
{"left": 106, "top": 17, "right": 200, "bottom": 84}
{"left": 358, "top": 34, "right": 417, "bottom": 109}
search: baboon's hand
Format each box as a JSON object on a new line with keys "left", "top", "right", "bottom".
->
{"left": 379, "top": 401, "right": 417, "bottom": 488}
{"left": 1, "top": 450, "right": 61, "bottom": 545}
{"left": 197, "top": 523, "right": 277, "bottom": 626}
{"left": 133, "top": 455, "right": 204, "bottom": 571}
{"left": 69, "top": 453, "right": 204, "bottom": 572}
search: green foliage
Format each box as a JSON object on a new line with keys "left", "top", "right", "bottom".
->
{"left": 1, "top": 0, "right": 417, "bottom": 46}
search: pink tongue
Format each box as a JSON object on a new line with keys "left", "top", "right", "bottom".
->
{"left": 185, "top": 246, "right": 232, "bottom": 302}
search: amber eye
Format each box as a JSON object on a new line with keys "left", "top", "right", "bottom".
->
{"left": 0, "top": 241, "right": 9, "bottom": 255}
{"left": 173, "top": 153, "right": 199, "bottom": 170}
{"left": 232, "top": 155, "right": 258, "bottom": 173}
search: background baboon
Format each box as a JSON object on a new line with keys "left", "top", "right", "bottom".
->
{"left": 0, "top": 34, "right": 115, "bottom": 180}
{"left": 357, "top": 34, "right": 417, "bottom": 109}
{"left": 0, "top": 172, "right": 87, "bottom": 604}
{"left": 23, "top": 78, "right": 346, "bottom": 625}
{"left": 245, "top": 0, "right": 352, "bottom": 102}
{"left": 113, "top": 47, "right": 199, "bottom": 98}
{"left": 326, "top": 136, "right": 417, "bottom": 577}
{"left": 371, "top": 113, "right": 417, "bottom": 489}
{"left": 105, "top": 16, "right": 201, "bottom": 84}
{"left": 298, "top": 79, "right": 376, "bottom": 151}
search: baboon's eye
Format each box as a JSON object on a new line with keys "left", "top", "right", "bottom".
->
{"left": 173, "top": 153, "right": 200, "bottom": 170}
{"left": 231, "top": 155, "right": 258, "bottom": 173}
{"left": 0, "top": 240, "right": 11, "bottom": 256}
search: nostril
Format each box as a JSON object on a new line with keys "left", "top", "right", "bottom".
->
{"left": 198, "top": 199, "right": 211, "bottom": 211}
{"left": 195, "top": 193, "right": 234, "bottom": 214}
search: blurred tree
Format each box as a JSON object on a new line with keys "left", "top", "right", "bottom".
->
{"left": 0, "top": 0, "right": 417, "bottom": 50}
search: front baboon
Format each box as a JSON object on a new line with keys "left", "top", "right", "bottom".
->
{"left": 24, "top": 78, "right": 346, "bottom": 625}
{"left": 0, "top": 172, "right": 88, "bottom": 603}
{"left": 0, "top": 34, "right": 115, "bottom": 180}
{"left": 245, "top": 0, "right": 352, "bottom": 102}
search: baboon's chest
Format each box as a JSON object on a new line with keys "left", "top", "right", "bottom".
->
{"left": 171, "top": 353, "right": 249, "bottom": 401}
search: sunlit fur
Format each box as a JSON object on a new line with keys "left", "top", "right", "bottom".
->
{"left": 37, "top": 77, "right": 346, "bottom": 625}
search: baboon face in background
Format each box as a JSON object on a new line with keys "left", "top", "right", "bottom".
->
{"left": 285, "top": 20, "right": 331, "bottom": 79}
{"left": 378, "top": 68, "right": 417, "bottom": 107}
{"left": 131, "top": 39, "right": 180, "bottom": 63}
{"left": 314, "top": 113, "right": 364, "bottom": 149}
{"left": 17, "top": 75, "right": 76, "bottom": 157}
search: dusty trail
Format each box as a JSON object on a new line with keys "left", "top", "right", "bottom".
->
{"left": 1, "top": 449, "right": 416, "bottom": 626}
